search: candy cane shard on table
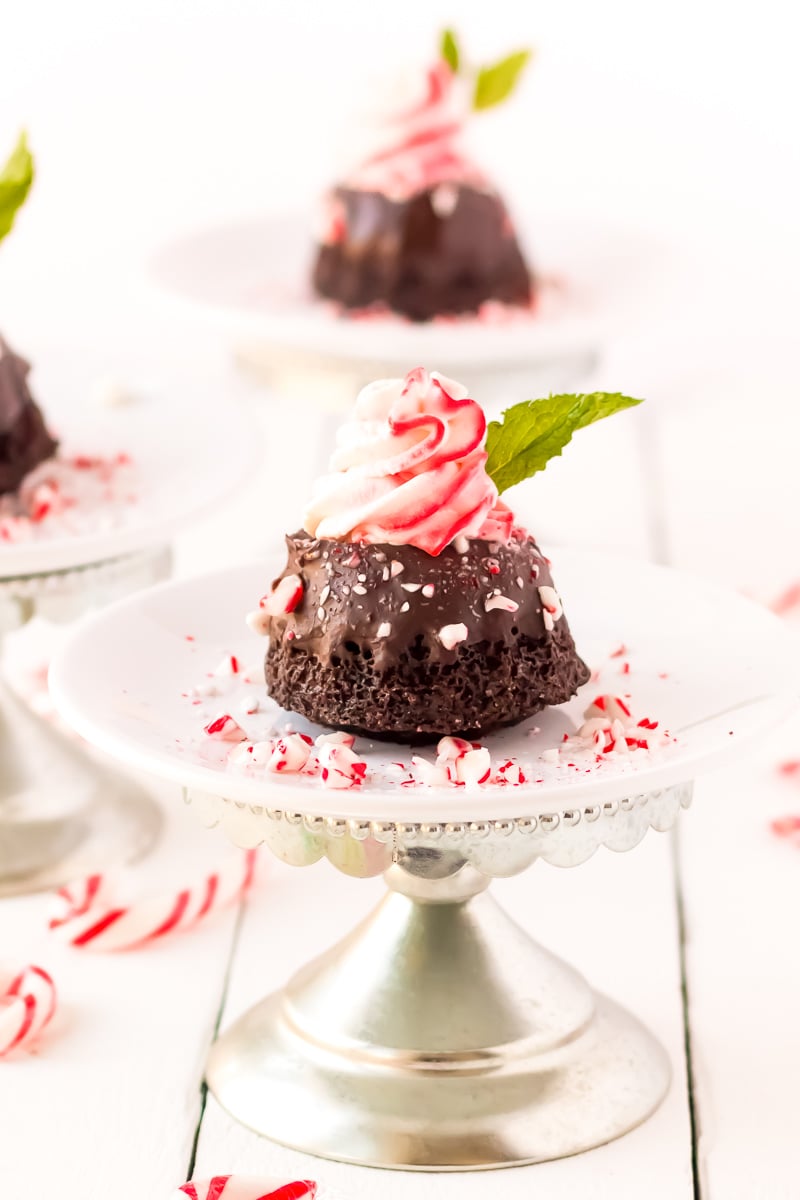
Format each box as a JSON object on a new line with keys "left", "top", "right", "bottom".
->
{"left": 175, "top": 1178, "right": 316, "bottom": 1200}
{"left": 0, "top": 965, "right": 57, "bottom": 1057}
{"left": 48, "top": 849, "right": 258, "bottom": 952}
{"left": 771, "top": 814, "right": 800, "bottom": 846}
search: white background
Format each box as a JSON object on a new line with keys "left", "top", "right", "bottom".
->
{"left": 1, "top": 3, "right": 800, "bottom": 1199}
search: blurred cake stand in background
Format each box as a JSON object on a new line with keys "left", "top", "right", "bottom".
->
{"left": 49, "top": 553, "right": 800, "bottom": 1168}
{"left": 149, "top": 212, "right": 669, "bottom": 410}
{"left": 0, "top": 350, "right": 260, "bottom": 896}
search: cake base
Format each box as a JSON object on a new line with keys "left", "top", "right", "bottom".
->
{"left": 266, "top": 622, "right": 589, "bottom": 743}
{"left": 207, "top": 862, "right": 670, "bottom": 1170}
{"left": 313, "top": 184, "right": 532, "bottom": 322}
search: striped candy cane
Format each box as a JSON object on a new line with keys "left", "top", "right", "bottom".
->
{"left": 49, "top": 849, "right": 258, "bottom": 952}
{"left": 0, "top": 966, "right": 57, "bottom": 1057}
{"left": 175, "top": 1178, "right": 316, "bottom": 1200}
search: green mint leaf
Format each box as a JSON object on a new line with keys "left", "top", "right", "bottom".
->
{"left": 440, "top": 28, "right": 460, "bottom": 73}
{"left": 485, "top": 392, "right": 643, "bottom": 494}
{"left": 474, "top": 49, "right": 532, "bottom": 110}
{"left": 0, "top": 131, "right": 34, "bottom": 245}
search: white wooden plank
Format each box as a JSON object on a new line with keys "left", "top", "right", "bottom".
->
{"left": 0, "top": 772, "right": 241, "bottom": 1200}
{"left": 193, "top": 830, "right": 693, "bottom": 1198}
{"left": 678, "top": 719, "right": 800, "bottom": 1200}
{"left": 610, "top": 334, "right": 800, "bottom": 592}
{"left": 646, "top": 328, "right": 800, "bottom": 1197}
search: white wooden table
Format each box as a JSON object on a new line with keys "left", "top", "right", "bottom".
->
{"left": 2, "top": 327, "right": 799, "bottom": 1200}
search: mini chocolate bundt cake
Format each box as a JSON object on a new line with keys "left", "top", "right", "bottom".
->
{"left": 314, "top": 184, "right": 532, "bottom": 323}
{"left": 247, "top": 368, "right": 588, "bottom": 743}
{"left": 261, "top": 531, "right": 587, "bottom": 742}
{"left": 0, "top": 335, "right": 58, "bottom": 496}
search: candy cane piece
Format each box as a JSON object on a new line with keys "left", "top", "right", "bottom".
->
{"left": 0, "top": 966, "right": 57, "bottom": 1057}
{"left": 49, "top": 850, "right": 258, "bottom": 952}
{"left": 771, "top": 814, "right": 800, "bottom": 845}
{"left": 174, "top": 1178, "right": 316, "bottom": 1200}
{"left": 769, "top": 582, "right": 800, "bottom": 616}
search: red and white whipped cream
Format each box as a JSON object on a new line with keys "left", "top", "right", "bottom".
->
{"left": 303, "top": 367, "right": 513, "bottom": 556}
{"left": 338, "top": 60, "right": 483, "bottom": 201}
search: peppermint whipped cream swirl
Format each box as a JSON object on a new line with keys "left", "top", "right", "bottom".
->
{"left": 344, "top": 60, "right": 484, "bottom": 199}
{"left": 303, "top": 368, "right": 513, "bottom": 556}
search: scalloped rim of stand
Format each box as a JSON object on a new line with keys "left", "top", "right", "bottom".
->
{"left": 185, "top": 782, "right": 694, "bottom": 876}
{"left": 49, "top": 552, "right": 800, "bottom": 824}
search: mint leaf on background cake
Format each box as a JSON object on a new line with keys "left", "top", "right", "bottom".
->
{"left": 473, "top": 50, "right": 533, "bottom": 111}
{"left": 0, "top": 131, "right": 34, "bottom": 245}
{"left": 440, "top": 29, "right": 460, "bottom": 73}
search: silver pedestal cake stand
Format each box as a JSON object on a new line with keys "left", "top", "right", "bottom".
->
{"left": 191, "top": 780, "right": 689, "bottom": 1170}
{"left": 0, "top": 549, "right": 168, "bottom": 896}
{"left": 47, "top": 554, "right": 800, "bottom": 1170}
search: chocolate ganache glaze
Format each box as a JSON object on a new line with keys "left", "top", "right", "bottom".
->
{"left": 263, "top": 531, "right": 589, "bottom": 742}
{"left": 0, "top": 335, "right": 58, "bottom": 496}
{"left": 313, "top": 184, "right": 532, "bottom": 323}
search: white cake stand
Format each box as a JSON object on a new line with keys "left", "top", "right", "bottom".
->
{"left": 0, "top": 360, "right": 260, "bottom": 894}
{"left": 149, "top": 213, "right": 668, "bottom": 404}
{"left": 49, "top": 552, "right": 800, "bottom": 1170}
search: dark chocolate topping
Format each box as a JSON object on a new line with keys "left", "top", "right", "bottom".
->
{"left": 0, "top": 335, "right": 58, "bottom": 496}
{"left": 263, "top": 532, "right": 589, "bottom": 741}
{"left": 313, "top": 184, "right": 532, "bottom": 322}
{"left": 266, "top": 531, "right": 557, "bottom": 667}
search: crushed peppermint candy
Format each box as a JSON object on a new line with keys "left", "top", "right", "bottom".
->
{"left": 496, "top": 760, "right": 527, "bottom": 785}
{"left": 247, "top": 576, "right": 304, "bottom": 632}
{"left": 224, "top": 727, "right": 366, "bottom": 788}
{"left": 203, "top": 714, "right": 248, "bottom": 743}
{"left": 246, "top": 609, "right": 270, "bottom": 636}
{"left": 265, "top": 733, "right": 313, "bottom": 773}
{"left": 315, "top": 730, "right": 356, "bottom": 749}
{"left": 228, "top": 739, "right": 277, "bottom": 767}
{"left": 485, "top": 594, "right": 519, "bottom": 613}
{"left": 213, "top": 655, "right": 240, "bottom": 678}
{"left": 264, "top": 575, "right": 304, "bottom": 616}
{"left": 0, "top": 452, "right": 138, "bottom": 545}
{"left": 438, "top": 622, "right": 468, "bottom": 650}
{"left": 187, "top": 637, "right": 674, "bottom": 792}
{"left": 319, "top": 742, "right": 368, "bottom": 789}
{"left": 771, "top": 815, "right": 800, "bottom": 846}
{"left": 538, "top": 586, "right": 563, "bottom": 631}
{"left": 411, "top": 737, "right": 492, "bottom": 787}
{"left": 539, "top": 694, "right": 674, "bottom": 765}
